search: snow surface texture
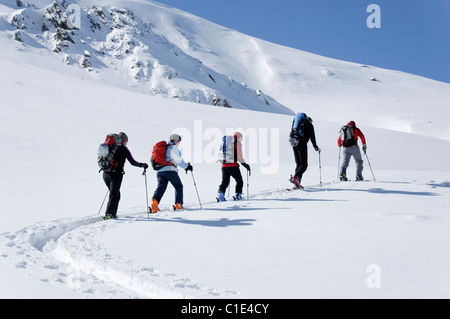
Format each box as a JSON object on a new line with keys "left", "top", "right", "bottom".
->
{"left": 1, "top": 0, "right": 450, "bottom": 299}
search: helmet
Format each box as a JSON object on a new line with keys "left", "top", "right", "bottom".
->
{"left": 170, "top": 133, "right": 182, "bottom": 142}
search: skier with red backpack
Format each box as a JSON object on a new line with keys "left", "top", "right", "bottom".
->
{"left": 150, "top": 133, "right": 193, "bottom": 213}
{"left": 338, "top": 121, "right": 367, "bottom": 181}
{"left": 97, "top": 132, "right": 148, "bottom": 220}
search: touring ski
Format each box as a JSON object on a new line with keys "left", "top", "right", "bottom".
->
{"left": 286, "top": 185, "right": 304, "bottom": 191}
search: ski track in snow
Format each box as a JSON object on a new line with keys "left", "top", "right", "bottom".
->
{"left": 1, "top": 178, "right": 449, "bottom": 298}
{"left": 0, "top": 210, "right": 240, "bottom": 298}
{"left": 0, "top": 185, "right": 311, "bottom": 299}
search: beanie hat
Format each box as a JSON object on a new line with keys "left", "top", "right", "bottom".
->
{"left": 170, "top": 133, "right": 181, "bottom": 142}
{"left": 119, "top": 132, "right": 128, "bottom": 141}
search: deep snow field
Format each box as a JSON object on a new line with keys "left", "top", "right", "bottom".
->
{"left": 1, "top": 0, "right": 450, "bottom": 300}
{"left": 1, "top": 56, "right": 450, "bottom": 299}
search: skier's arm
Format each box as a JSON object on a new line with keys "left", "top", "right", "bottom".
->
{"left": 355, "top": 128, "right": 367, "bottom": 145}
{"left": 337, "top": 136, "right": 342, "bottom": 147}
{"left": 125, "top": 148, "right": 146, "bottom": 168}
{"left": 168, "top": 146, "right": 188, "bottom": 169}
{"left": 236, "top": 142, "right": 246, "bottom": 163}
{"left": 309, "top": 125, "right": 320, "bottom": 151}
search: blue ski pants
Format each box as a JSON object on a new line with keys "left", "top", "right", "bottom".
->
{"left": 153, "top": 171, "right": 184, "bottom": 204}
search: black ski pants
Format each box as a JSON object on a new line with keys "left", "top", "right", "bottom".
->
{"left": 218, "top": 166, "right": 243, "bottom": 194}
{"left": 103, "top": 172, "right": 123, "bottom": 217}
{"left": 293, "top": 143, "right": 308, "bottom": 182}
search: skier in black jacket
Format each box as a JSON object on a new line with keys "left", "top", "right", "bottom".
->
{"left": 290, "top": 114, "right": 321, "bottom": 189}
{"left": 103, "top": 132, "right": 148, "bottom": 219}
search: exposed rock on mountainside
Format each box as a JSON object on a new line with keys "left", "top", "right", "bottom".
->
{"left": 3, "top": 0, "right": 293, "bottom": 114}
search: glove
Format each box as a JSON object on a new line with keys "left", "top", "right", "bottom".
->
{"left": 315, "top": 146, "right": 321, "bottom": 152}
{"left": 141, "top": 163, "right": 149, "bottom": 169}
{"left": 362, "top": 144, "right": 367, "bottom": 153}
{"left": 185, "top": 163, "right": 193, "bottom": 173}
{"left": 241, "top": 163, "right": 251, "bottom": 176}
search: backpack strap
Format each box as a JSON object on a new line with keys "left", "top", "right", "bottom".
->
{"left": 222, "top": 136, "right": 228, "bottom": 162}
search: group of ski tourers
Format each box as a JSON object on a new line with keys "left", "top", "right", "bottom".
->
{"left": 97, "top": 113, "right": 368, "bottom": 220}
{"left": 288, "top": 113, "right": 368, "bottom": 190}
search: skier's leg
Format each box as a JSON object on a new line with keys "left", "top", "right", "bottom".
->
{"left": 153, "top": 171, "right": 169, "bottom": 203}
{"left": 293, "top": 146, "right": 301, "bottom": 177}
{"left": 230, "top": 167, "right": 244, "bottom": 194}
{"left": 167, "top": 172, "right": 184, "bottom": 205}
{"left": 296, "top": 144, "right": 308, "bottom": 182}
{"left": 218, "top": 167, "right": 231, "bottom": 194}
{"left": 103, "top": 172, "right": 123, "bottom": 217}
{"left": 353, "top": 147, "right": 364, "bottom": 178}
{"left": 340, "top": 147, "right": 351, "bottom": 177}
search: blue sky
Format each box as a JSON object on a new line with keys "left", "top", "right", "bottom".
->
{"left": 156, "top": 0, "right": 450, "bottom": 84}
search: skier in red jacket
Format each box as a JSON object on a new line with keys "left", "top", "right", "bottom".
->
{"left": 337, "top": 121, "right": 367, "bottom": 181}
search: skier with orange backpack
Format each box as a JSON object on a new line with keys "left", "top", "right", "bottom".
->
{"left": 150, "top": 133, "right": 193, "bottom": 213}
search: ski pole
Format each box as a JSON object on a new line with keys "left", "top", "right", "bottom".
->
{"left": 364, "top": 151, "right": 376, "bottom": 182}
{"left": 246, "top": 169, "right": 250, "bottom": 200}
{"left": 190, "top": 171, "right": 203, "bottom": 210}
{"left": 318, "top": 151, "right": 323, "bottom": 188}
{"left": 98, "top": 189, "right": 109, "bottom": 216}
{"left": 143, "top": 168, "right": 150, "bottom": 218}
{"left": 337, "top": 146, "right": 342, "bottom": 180}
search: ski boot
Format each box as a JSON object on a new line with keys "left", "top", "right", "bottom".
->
{"left": 103, "top": 214, "right": 116, "bottom": 220}
{"left": 289, "top": 175, "right": 304, "bottom": 190}
{"left": 173, "top": 203, "right": 184, "bottom": 211}
{"left": 233, "top": 193, "right": 243, "bottom": 201}
{"left": 150, "top": 198, "right": 160, "bottom": 214}
{"left": 216, "top": 192, "right": 226, "bottom": 202}
{"left": 339, "top": 174, "right": 348, "bottom": 181}
{"left": 355, "top": 175, "right": 364, "bottom": 181}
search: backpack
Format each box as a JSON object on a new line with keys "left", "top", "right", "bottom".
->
{"left": 289, "top": 113, "right": 307, "bottom": 147}
{"left": 97, "top": 133, "right": 122, "bottom": 173}
{"left": 151, "top": 141, "right": 175, "bottom": 171}
{"left": 340, "top": 125, "right": 357, "bottom": 147}
{"left": 217, "top": 135, "right": 236, "bottom": 163}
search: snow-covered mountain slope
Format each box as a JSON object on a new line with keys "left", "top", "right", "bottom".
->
{"left": 149, "top": 3, "right": 450, "bottom": 139}
{"left": 1, "top": 0, "right": 450, "bottom": 299}
{"left": 2, "top": 0, "right": 450, "bottom": 140}
{"left": 1, "top": 49, "right": 450, "bottom": 299}
{"left": 0, "top": 0, "right": 293, "bottom": 115}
